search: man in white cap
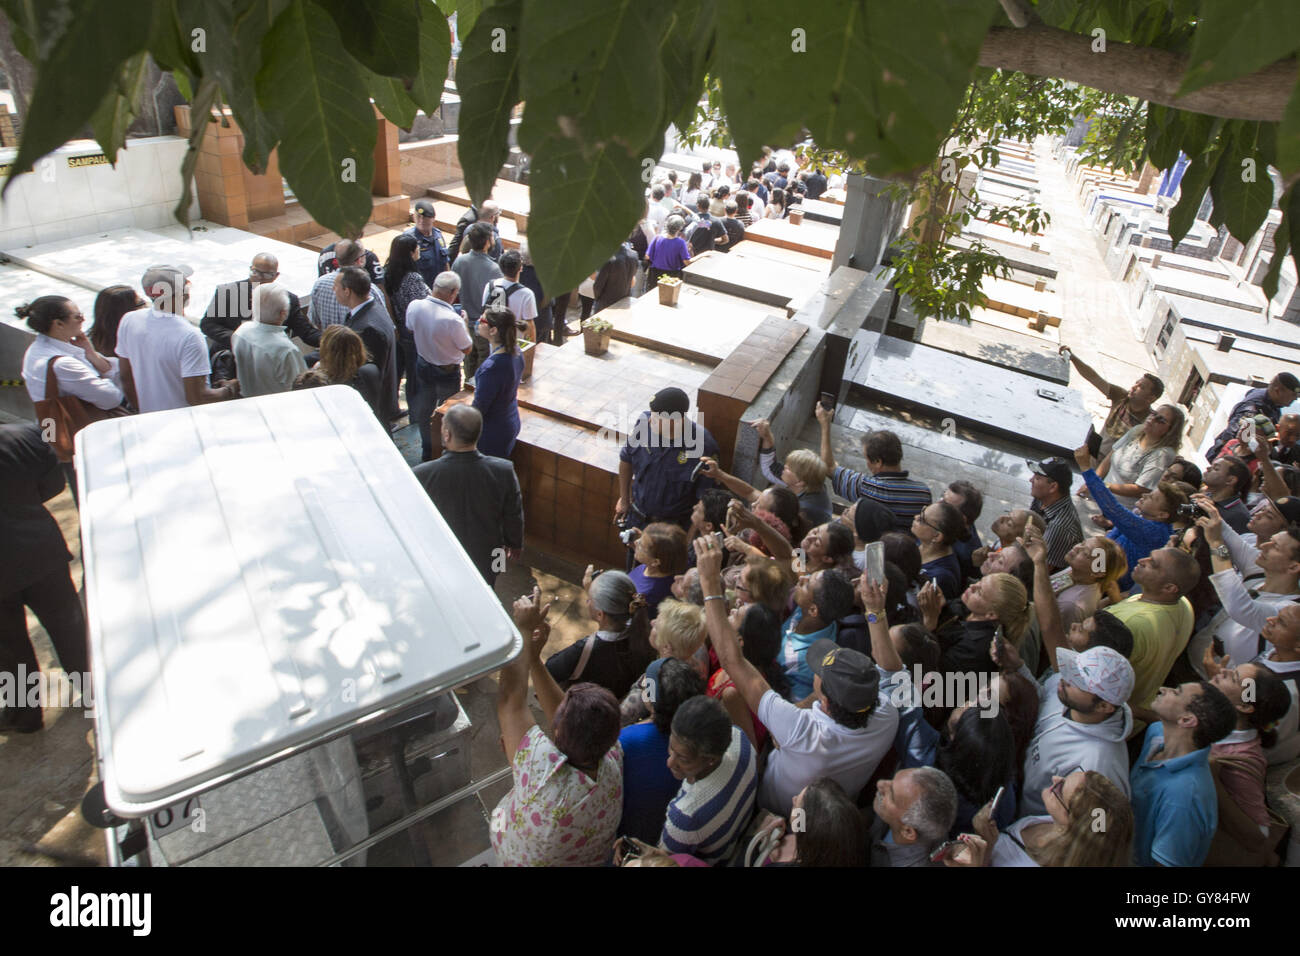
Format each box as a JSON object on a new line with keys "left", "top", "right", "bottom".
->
{"left": 1019, "top": 645, "right": 1135, "bottom": 817}
{"left": 117, "top": 264, "right": 239, "bottom": 413}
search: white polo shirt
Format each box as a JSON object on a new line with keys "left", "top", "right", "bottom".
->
{"left": 115, "top": 307, "right": 211, "bottom": 413}
{"left": 756, "top": 676, "right": 899, "bottom": 817}
{"left": 406, "top": 296, "right": 472, "bottom": 366}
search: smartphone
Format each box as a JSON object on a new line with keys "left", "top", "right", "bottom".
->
{"left": 1085, "top": 425, "right": 1102, "bottom": 460}
{"left": 992, "top": 624, "right": 1006, "bottom": 663}
{"left": 1211, "top": 636, "right": 1225, "bottom": 658}
{"left": 988, "top": 785, "right": 1006, "bottom": 828}
{"left": 819, "top": 391, "right": 835, "bottom": 411}
{"left": 929, "top": 839, "right": 963, "bottom": 864}
{"left": 863, "top": 540, "right": 885, "bottom": 585}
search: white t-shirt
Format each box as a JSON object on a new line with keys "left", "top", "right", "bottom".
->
{"left": 482, "top": 278, "right": 538, "bottom": 327}
{"left": 115, "top": 307, "right": 211, "bottom": 413}
{"left": 22, "top": 334, "right": 123, "bottom": 409}
{"left": 407, "top": 296, "right": 472, "bottom": 365}
{"left": 756, "top": 679, "right": 899, "bottom": 817}
{"left": 990, "top": 815, "right": 1050, "bottom": 867}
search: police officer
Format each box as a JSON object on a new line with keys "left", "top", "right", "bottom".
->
{"left": 405, "top": 199, "right": 450, "bottom": 286}
{"left": 616, "top": 387, "right": 719, "bottom": 566}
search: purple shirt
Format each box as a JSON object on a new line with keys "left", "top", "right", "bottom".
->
{"left": 647, "top": 235, "right": 691, "bottom": 272}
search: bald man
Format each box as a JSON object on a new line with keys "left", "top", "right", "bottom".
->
{"left": 202, "top": 252, "right": 318, "bottom": 358}
{"left": 412, "top": 404, "right": 523, "bottom": 586}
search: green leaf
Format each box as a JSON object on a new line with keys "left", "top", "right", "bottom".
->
{"left": 310, "top": 0, "right": 421, "bottom": 78}
{"left": 660, "top": 2, "right": 716, "bottom": 133}
{"left": 407, "top": 0, "right": 452, "bottom": 116}
{"left": 517, "top": 0, "right": 664, "bottom": 157}
{"left": 256, "top": 0, "right": 376, "bottom": 236}
{"left": 174, "top": 69, "right": 194, "bottom": 102}
{"left": 526, "top": 136, "right": 646, "bottom": 294}
{"left": 1179, "top": 0, "right": 1300, "bottom": 96}
{"left": 231, "top": 0, "right": 293, "bottom": 171}
{"left": 1144, "top": 104, "right": 1180, "bottom": 172}
{"left": 91, "top": 52, "right": 151, "bottom": 162}
{"left": 456, "top": 0, "right": 521, "bottom": 206}
{"left": 438, "top": 0, "right": 483, "bottom": 40}
{"left": 1210, "top": 123, "right": 1274, "bottom": 244}
{"left": 714, "top": 0, "right": 997, "bottom": 173}
{"left": 151, "top": 0, "right": 200, "bottom": 73}
{"left": 366, "top": 71, "right": 419, "bottom": 129}
{"left": 173, "top": 76, "right": 222, "bottom": 225}
{"left": 1261, "top": 211, "right": 1291, "bottom": 301}
{"left": 2, "top": 0, "right": 156, "bottom": 193}
{"left": 1167, "top": 145, "right": 1222, "bottom": 247}
{"left": 1279, "top": 73, "right": 1300, "bottom": 176}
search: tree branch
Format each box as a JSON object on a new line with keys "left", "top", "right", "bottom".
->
{"left": 979, "top": 25, "right": 1296, "bottom": 122}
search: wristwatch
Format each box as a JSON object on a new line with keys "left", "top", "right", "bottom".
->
{"left": 1212, "top": 544, "right": 1230, "bottom": 558}
{"left": 866, "top": 612, "right": 879, "bottom": 624}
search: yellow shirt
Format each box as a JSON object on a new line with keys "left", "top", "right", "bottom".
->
{"left": 1108, "top": 595, "right": 1194, "bottom": 734}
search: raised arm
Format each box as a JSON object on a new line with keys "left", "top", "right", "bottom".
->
{"left": 859, "top": 575, "right": 903, "bottom": 672}
{"left": 700, "top": 457, "right": 760, "bottom": 504}
{"left": 816, "top": 403, "right": 836, "bottom": 472}
{"left": 1021, "top": 526, "right": 1065, "bottom": 673}
{"left": 1062, "top": 347, "right": 1122, "bottom": 401}
{"left": 695, "top": 536, "right": 770, "bottom": 714}
{"left": 728, "top": 498, "right": 793, "bottom": 562}
{"left": 1253, "top": 440, "right": 1290, "bottom": 501}
{"left": 513, "top": 588, "right": 564, "bottom": 725}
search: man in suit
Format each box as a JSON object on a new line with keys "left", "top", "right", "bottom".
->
{"left": 333, "top": 266, "right": 399, "bottom": 425}
{"left": 413, "top": 405, "right": 523, "bottom": 587}
{"left": 202, "top": 252, "right": 319, "bottom": 355}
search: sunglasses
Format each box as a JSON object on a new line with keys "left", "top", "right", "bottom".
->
{"left": 1049, "top": 767, "right": 1083, "bottom": 808}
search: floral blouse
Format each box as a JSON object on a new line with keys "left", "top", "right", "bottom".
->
{"left": 490, "top": 724, "right": 623, "bottom": 866}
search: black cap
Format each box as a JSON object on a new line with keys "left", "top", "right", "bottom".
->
{"left": 1275, "top": 371, "right": 1300, "bottom": 391}
{"left": 413, "top": 199, "right": 436, "bottom": 218}
{"left": 1270, "top": 495, "right": 1300, "bottom": 525}
{"left": 1027, "top": 456, "right": 1072, "bottom": 492}
{"left": 649, "top": 387, "right": 690, "bottom": 415}
{"left": 807, "top": 639, "right": 879, "bottom": 713}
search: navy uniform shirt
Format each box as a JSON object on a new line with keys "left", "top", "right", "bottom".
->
{"left": 619, "top": 412, "right": 719, "bottom": 521}
{"left": 404, "top": 225, "right": 449, "bottom": 287}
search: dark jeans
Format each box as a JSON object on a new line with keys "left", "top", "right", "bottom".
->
{"left": 0, "top": 567, "right": 89, "bottom": 719}
{"left": 397, "top": 329, "right": 418, "bottom": 416}
{"left": 411, "top": 356, "right": 464, "bottom": 461}
{"left": 550, "top": 293, "right": 572, "bottom": 343}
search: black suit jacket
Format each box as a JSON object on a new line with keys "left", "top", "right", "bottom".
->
{"left": 0, "top": 423, "right": 71, "bottom": 595}
{"left": 202, "top": 279, "right": 318, "bottom": 351}
{"left": 345, "top": 298, "right": 399, "bottom": 423}
{"left": 413, "top": 449, "right": 524, "bottom": 584}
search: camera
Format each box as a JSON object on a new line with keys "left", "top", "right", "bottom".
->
{"left": 1177, "top": 503, "right": 1207, "bottom": 521}
{"left": 619, "top": 527, "right": 640, "bottom": 546}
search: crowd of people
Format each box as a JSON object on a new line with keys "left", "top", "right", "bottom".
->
{"left": 484, "top": 362, "right": 1300, "bottom": 867}
{"left": 8, "top": 149, "right": 1300, "bottom": 869}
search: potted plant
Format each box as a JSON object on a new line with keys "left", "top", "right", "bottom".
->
{"left": 582, "top": 316, "right": 613, "bottom": 356}
{"left": 518, "top": 338, "right": 536, "bottom": 380}
{"left": 657, "top": 275, "right": 683, "bottom": 306}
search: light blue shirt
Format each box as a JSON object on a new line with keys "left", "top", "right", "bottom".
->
{"left": 780, "top": 609, "right": 837, "bottom": 701}
{"left": 1130, "top": 723, "right": 1217, "bottom": 867}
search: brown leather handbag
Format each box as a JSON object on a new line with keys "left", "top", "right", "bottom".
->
{"left": 32, "top": 357, "right": 130, "bottom": 463}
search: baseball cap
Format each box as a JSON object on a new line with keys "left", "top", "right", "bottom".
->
{"left": 807, "top": 638, "right": 879, "bottom": 713}
{"left": 1267, "top": 495, "right": 1300, "bottom": 525}
{"left": 649, "top": 387, "right": 690, "bottom": 416}
{"left": 413, "top": 199, "right": 436, "bottom": 218}
{"left": 1027, "top": 456, "right": 1072, "bottom": 492}
{"left": 141, "top": 263, "right": 193, "bottom": 292}
{"left": 1057, "top": 646, "right": 1134, "bottom": 707}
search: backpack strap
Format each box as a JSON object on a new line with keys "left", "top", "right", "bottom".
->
{"left": 568, "top": 635, "right": 598, "bottom": 682}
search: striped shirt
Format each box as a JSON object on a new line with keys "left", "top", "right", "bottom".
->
{"left": 308, "top": 272, "right": 387, "bottom": 329}
{"left": 1032, "top": 495, "right": 1085, "bottom": 572}
{"left": 660, "top": 726, "right": 757, "bottom": 864}
{"left": 831, "top": 466, "right": 932, "bottom": 532}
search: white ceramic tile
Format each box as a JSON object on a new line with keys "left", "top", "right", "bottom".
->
{"left": 49, "top": 165, "right": 95, "bottom": 222}
{"left": 33, "top": 220, "right": 72, "bottom": 244}
{"left": 121, "top": 146, "right": 165, "bottom": 207}
{"left": 85, "top": 162, "right": 135, "bottom": 214}
{"left": 95, "top": 209, "right": 135, "bottom": 233}
{"left": 0, "top": 224, "right": 37, "bottom": 249}
{"left": 0, "top": 174, "right": 33, "bottom": 230}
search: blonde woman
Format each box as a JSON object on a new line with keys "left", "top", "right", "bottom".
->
{"left": 947, "top": 770, "right": 1134, "bottom": 867}
{"left": 1085, "top": 404, "right": 1185, "bottom": 511}
{"left": 1050, "top": 536, "right": 1128, "bottom": 629}
{"left": 650, "top": 597, "right": 709, "bottom": 680}
{"left": 919, "top": 572, "right": 1030, "bottom": 679}
{"left": 700, "top": 419, "right": 832, "bottom": 524}
{"left": 318, "top": 324, "right": 381, "bottom": 421}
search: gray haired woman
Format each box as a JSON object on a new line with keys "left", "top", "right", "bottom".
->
{"left": 542, "top": 566, "right": 654, "bottom": 700}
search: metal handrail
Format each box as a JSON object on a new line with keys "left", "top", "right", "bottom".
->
{"left": 316, "top": 766, "right": 512, "bottom": 867}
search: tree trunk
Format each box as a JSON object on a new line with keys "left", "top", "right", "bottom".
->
{"left": 0, "top": 18, "right": 36, "bottom": 129}
{"left": 979, "top": 24, "right": 1295, "bottom": 123}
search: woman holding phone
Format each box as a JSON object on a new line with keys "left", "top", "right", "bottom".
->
{"left": 943, "top": 769, "right": 1133, "bottom": 867}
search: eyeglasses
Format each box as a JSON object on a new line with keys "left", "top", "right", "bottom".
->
{"left": 1048, "top": 766, "right": 1083, "bottom": 808}
{"left": 1148, "top": 413, "right": 1169, "bottom": 425}
{"left": 916, "top": 513, "right": 942, "bottom": 534}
